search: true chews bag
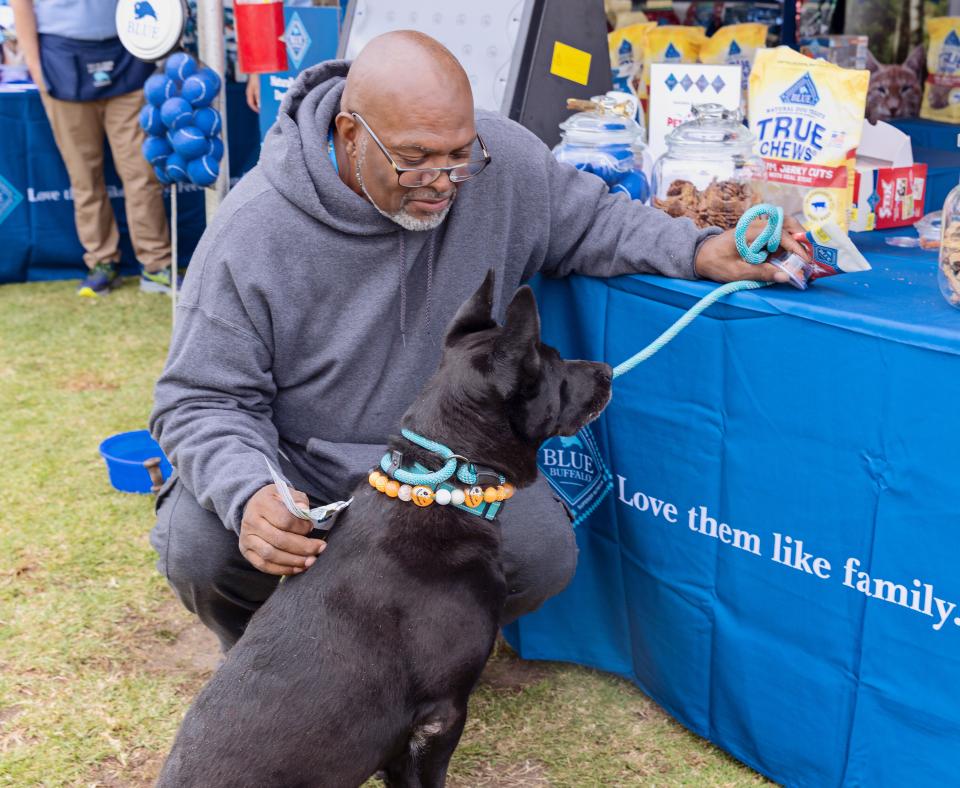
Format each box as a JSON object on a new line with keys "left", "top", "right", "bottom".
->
{"left": 38, "top": 33, "right": 154, "bottom": 102}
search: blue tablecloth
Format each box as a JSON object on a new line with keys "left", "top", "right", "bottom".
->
{"left": 0, "top": 83, "right": 260, "bottom": 283}
{"left": 506, "top": 231, "right": 960, "bottom": 787}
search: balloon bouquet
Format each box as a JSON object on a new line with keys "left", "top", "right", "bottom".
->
{"left": 139, "top": 52, "right": 225, "bottom": 188}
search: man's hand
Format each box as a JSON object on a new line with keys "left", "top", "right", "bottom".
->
{"left": 694, "top": 215, "right": 809, "bottom": 284}
{"left": 240, "top": 484, "right": 325, "bottom": 575}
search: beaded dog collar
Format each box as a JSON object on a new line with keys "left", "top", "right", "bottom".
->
{"left": 369, "top": 429, "right": 514, "bottom": 521}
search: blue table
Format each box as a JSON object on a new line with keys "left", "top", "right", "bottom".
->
{"left": 0, "top": 82, "right": 260, "bottom": 284}
{"left": 507, "top": 230, "right": 960, "bottom": 787}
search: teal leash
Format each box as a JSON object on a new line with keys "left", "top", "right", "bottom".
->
{"left": 612, "top": 204, "right": 784, "bottom": 380}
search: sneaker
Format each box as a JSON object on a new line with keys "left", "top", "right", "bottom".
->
{"left": 77, "top": 262, "right": 120, "bottom": 297}
{"left": 140, "top": 265, "right": 185, "bottom": 294}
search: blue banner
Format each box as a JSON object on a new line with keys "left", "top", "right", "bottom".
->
{"left": 258, "top": 6, "right": 339, "bottom": 141}
{"left": 509, "top": 233, "right": 960, "bottom": 786}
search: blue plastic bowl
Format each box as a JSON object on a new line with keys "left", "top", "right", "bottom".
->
{"left": 98, "top": 430, "right": 172, "bottom": 494}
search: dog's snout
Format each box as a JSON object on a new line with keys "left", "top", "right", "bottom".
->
{"left": 595, "top": 364, "right": 613, "bottom": 386}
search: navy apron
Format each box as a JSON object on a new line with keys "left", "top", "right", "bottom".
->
{"left": 38, "top": 33, "right": 155, "bottom": 102}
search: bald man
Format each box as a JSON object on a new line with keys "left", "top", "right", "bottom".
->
{"left": 150, "top": 32, "right": 804, "bottom": 653}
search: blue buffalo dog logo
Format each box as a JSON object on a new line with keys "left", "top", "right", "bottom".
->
{"left": 538, "top": 425, "right": 612, "bottom": 527}
{"left": 780, "top": 72, "right": 820, "bottom": 106}
{"left": 939, "top": 30, "right": 960, "bottom": 74}
{"left": 284, "top": 13, "right": 312, "bottom": 70}
{"left": 135, "top": 1, "right": 157, "bottom": 20}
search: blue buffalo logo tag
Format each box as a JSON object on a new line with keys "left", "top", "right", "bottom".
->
{"left": 538, "top": 425, "right": 612, "bottom": 527}
{"left": 135, "top": 1, "right": 157, "bottom": 20}
{"left": 780, "top": 72, "right": 820, "bottom": 106}
{"left": 285, "top": 13, "right": 312, "bottom": 70}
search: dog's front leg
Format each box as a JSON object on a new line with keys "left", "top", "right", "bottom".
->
{"left": 380, "top": 703, "right": 468, "bottom": 788}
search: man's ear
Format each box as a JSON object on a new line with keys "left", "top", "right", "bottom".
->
{"left": 494, "top": 286, "right": 541, "bottom": 391}
{"left": 444, "top": 269, "right": 496, "bottom": 346}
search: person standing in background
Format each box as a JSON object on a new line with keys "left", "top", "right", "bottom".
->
{"left": 10, "top": 0, "right": 176, "bottom": 297}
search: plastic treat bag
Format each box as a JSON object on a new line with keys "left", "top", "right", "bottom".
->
{"left": 769, "top": 221, "right": 871, "bottom": 289}
{"left": 640, "top": 26, "right": 706, "bottom": 101}
{"left": 608, "top": 22, "right": 656, "bottom": 98}
{"left": 699, "top": 23, "right": 768, "bottom": 116}
{"left": 921, "top": 17, "right": 960, "bottom": 123}
{"left": 749, "top": 46, "right": 869, "bottom": 231}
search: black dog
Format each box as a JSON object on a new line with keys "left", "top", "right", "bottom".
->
{"left": 156, "top": 271, "right": 612, "bottom": 787}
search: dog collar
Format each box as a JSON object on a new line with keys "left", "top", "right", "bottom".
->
{"left": 371, "top": 430, "right": 514, "bottom": 521}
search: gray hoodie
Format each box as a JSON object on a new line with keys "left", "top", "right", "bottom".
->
{"left": 150, "top": 60, "right": 716, "bottom": 533}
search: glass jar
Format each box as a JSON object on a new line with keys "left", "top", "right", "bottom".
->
{"left": 651, "top": 104, "right": 766, "bottom": 229}
{"left": 552, "top": 93, "right": 651, "bottom": 204}
{"left": 939, "top": 184, "right": 960, "bottom": 309}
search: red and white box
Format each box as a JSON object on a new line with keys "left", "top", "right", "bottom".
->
{"left": 850, "top": 120, "right": 927, "bottom": 231}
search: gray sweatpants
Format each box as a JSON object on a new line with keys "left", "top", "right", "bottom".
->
{"left": 150, "top": 473, "right": 577, "bottom": 653}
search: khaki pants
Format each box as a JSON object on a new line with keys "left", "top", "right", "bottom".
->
{"left": 40, "top": 89, "right": 171, "bottom": 272}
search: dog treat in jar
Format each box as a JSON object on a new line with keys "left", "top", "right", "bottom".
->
{"left": 939, "top": 183, "right": 960, "bottom": 308}
{"left": 651, "top": 104, "right": 765, "bottom": 229}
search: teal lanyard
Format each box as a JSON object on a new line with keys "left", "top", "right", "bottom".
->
{"left": 328, "top": 126, "right": 338, "bottom": 174}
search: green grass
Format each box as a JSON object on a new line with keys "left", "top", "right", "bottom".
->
{"left": 0, "top": 279, "right": 769, "bottom": 786}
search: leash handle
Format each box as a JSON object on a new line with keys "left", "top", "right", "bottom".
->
{"left": 734, "top": 203, "right": 783, "bottom": 264}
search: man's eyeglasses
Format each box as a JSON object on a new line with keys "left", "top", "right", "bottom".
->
{"left": 351, "top": 112, "right": 491, "bottom": 188}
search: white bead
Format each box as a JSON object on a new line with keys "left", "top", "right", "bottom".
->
{"left": 398, "top": 484, "right": 413, "bottom": 502}
{"left": 435, "top": 488, "right": 452, "bottom": 506}
{"left": 450, "top": 488, "right": 466, "bottom": 506}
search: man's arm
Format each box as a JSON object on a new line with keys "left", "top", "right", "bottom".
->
{"left": 150, "top": 305, "right": 324, "bottom": 575}
{"left": 10, "top": 0, "right": 44, "bottom": 89}
{"left": 532, "top": 136, "right": 806, "bottom": 283}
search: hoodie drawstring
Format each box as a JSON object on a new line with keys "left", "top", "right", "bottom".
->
{"left": 396, "top": 231, "right": 437, "bottom": 348}
{"left": 398, "top": 231, "right": 407, "bottom": 346}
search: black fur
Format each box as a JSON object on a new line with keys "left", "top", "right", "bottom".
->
{"left": 156, "top": 271, "right": 613, "bottom": 788}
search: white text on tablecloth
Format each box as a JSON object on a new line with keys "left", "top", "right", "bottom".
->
{"left": 616, "top": 474, "right": 958, "bottom": 633}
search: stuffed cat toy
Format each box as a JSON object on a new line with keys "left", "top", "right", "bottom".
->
{"left": 866, "top": 46, "right": 925, "bottom": 123}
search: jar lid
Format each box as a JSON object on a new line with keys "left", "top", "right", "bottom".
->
{"left": 665, "top": 104, "right": 757, "bottom": 154}
{"left": 559, "top": 95, "right": 643, "bottom": 146}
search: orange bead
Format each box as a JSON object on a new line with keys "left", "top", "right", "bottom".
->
{"left": 464, "top": 486, "right": 484, "bottom": 508}
{"left": 483, "top": 486, "right": 498, "bottom": 504}
{"left": 368, "top": 471, "right": 380, "bottom": 487}
{"left": 501, "top": 483, "right": 515, "bottom": 500}
{"left": 385, "top": 480, "right": 400, "bottom": 498}
{"left": 375, "top": 476, "right": 388, "bottom": 493}
{"left": 496, "top": 485, "right": 507, "bottom": 502}
{"left": 411, "top": 485, "right": 435, "bottom": 507}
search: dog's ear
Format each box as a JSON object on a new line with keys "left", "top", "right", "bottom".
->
{"left": 444, "top": 269, "right": 496, "bottom": 346}
{"left": 494, "top": 286, "right": 541, "bottom": 390}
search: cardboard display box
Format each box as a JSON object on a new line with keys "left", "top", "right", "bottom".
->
{"left": 850, "top": 120, "right": 927, "bottom": 231}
